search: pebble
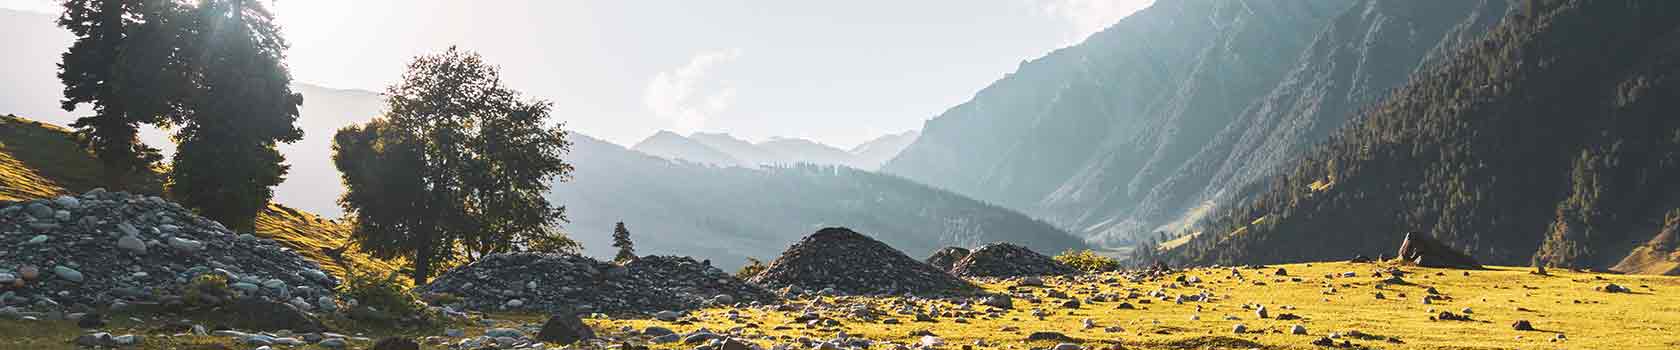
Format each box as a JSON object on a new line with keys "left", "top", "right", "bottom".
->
{"left": 52, "top": 266, "right": 84, "bottom": 283}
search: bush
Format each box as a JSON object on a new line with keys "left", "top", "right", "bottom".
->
{"left": 1054, "top": 249, "right": 1120, "bottom": 273}
{"left": 735, "top": 257, "right": 768, "bottom": 279}
{"left": 342, "top": 269, "right": 427, "bottom": 322}
{"left": 181, "top": 273, "right": 233, "bottom": 306}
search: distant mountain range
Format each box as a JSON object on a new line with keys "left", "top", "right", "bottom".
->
{"left": 633, "top": 130, "right": 918, "bottom": 171}
{"left": 884, "top": 0, "right": 1512, "bottom": 247}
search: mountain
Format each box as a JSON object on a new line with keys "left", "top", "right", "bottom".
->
{"left": 556, "top": 133, "right": 1087, "bottom": 269}
{"left": 640, "top": 131, "right": 916, "bottom": 170}
{"left": 632, "top": 130, "right": 747, "bottom": 167}
{"left": 850, "top": 130, "right": 919, "bottom": 169}
{"left": 883, "top": 0, "right": 1512, "bottom": 247}
{"left": 1170, "top": 0, "right": 1680, "bottom": 274}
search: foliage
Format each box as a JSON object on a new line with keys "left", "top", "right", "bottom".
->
{"left": 1054, "top": 249, "right": 1120, "bottom": 273}
{"left": 735, "top": 257, "right": 767, "bottom": 279}
{"left": 180, "top": 273, "right": 231, "bottom": 306}
{"left": 55, "top": 0, "right": 187, "bottom": 187}
{"left": 167, "top": 0, "right": 304, "bottom": 231}
{"left": 611, "top": 222, "right": 635, "bottom": 262}
{"left": 341, "top": 269, "right": 426, "bottom": 323}
{"left": 334, "top": 47, "right": 574, "bottom": 284}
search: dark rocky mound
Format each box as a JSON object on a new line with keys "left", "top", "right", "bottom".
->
{"left": 925, "top": 247, "right": 970, "bottom": 272}
{"left": 0, "top": 189, "right": 341, "bottom": 312}
{"left": 949, "top": 242, "right": 1075, "bottom": 277}
{"left": 747, "top": 227, "right": 975, "bottom": 296}
{"left": 422, "top": 253, "right": 776, "bottom": 315}
{"left": 1396, "top": 232, "right": 1481, "bottom": 269}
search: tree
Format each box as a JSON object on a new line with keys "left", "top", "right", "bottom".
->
{"left": 57, "top": 0, "right": 192, "bottom": 186}
{"left": 611, "top": 222, "right": 635, "bottom": 262}
{"left": 335, "top": 47, "right": 575, "bottom": 284}
{"left": 168, "top": 0, "right": 303, "bottom": 231}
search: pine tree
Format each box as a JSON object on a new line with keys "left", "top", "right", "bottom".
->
{"left": 335, "top": 47, "right": 574, "bottom": 284}
{"left": 611, "top": 222, "right": 635, "bottom": 263}
{"left": 168, "top": 0, "right": 303, "bottom": 231}
{"left": 56, "top": 0, "right": 191, "bottom": 187}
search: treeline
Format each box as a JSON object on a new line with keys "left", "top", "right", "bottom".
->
{"left": 1172, "top": 0, "right": 1680, "bottom": 269}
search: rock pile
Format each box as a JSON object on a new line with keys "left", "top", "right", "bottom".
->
{"left": 422, "top": 253, "right": 776, "bottom": 315}
{"left": 0, "top": 189, "right": 340, "bottom": 312}
{"left": 925, "top": 247, "right": 970, "bottom": 272}
{"left": 1395, "top": 232, "right": 1481, "bottom": 269}
{"left": 948, "top": 243, "right": 1075, "bottom": 278}
{"left": 747, "top": 227, "right": 976, "bottom": 296}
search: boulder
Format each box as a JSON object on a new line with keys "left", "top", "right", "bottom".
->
{"left": 225, "top": 298, "right": 325, "bottom": 332}
{"left": 925, "top": 247, "right": 971, "bottom": 272}
{"left": 536, "top": 312, "right": 595, "bottom": 344}
{"left": 1395, "top": 232, "right": 1481, "bottom": 268}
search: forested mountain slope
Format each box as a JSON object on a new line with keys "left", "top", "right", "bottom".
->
{"left": 1171, "top": 0, "right": 1680, "bottom": 275}
{"left": 555, "top": 134, "right": 1087, "bottom": 269}
{"left": 885, "top": 0, "right": 1512, "bottom": 247}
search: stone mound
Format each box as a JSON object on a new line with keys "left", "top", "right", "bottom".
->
{"left": 925, "top": 247, "right": 970, "bottom": 272}
{"left": 948, "top": 242, "right": 1076, "bottom": 277}
{"left": 1395, "top": 232, "right": 1481, "bottom": 269}
{"left": 0, "top": 189, "right": 341, "bottom": 311}
{"left": 421, "top": 253, "right": 776, "bottom": 315}
{"left": 747, "top": 227, "right": 975, "bottom": 296}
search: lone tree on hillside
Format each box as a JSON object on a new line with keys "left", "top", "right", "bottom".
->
{"left": 612, "top": 222, "right": 635, "bottom": 262}
{"left": 334, "top": 47, "right": 576, "bottom": 284}
{"left": 57, "top": 0, "right": 194, "bottom": 186}
{"left": 168, "top": 0, "right": 304, "bottom": 231}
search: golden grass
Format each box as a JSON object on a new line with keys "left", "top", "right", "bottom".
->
{"left": 595, "top": 262, "right": 1680, "bottom": 350}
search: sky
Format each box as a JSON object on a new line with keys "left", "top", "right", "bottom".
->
{"left": 0, "top": 0, "right": 1152, "bottom": 148}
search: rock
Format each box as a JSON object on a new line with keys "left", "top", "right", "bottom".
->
{"left": 76, "top": 312, "right": 105, "bottom": 329}
{"left": 1019, "top": 276, "right": 1045, "bottom": 287}
{"left": 24, "top": 202, "right": 53, "bottom": 219}
{"left": 167, "top": 237, "right": 204, "bottom": 252}
{"left": 1060, "top": 299, "right": 1080, "bottom": 309}
{"left": 683, "top": 332, "right": 721, "bottom": 344}
{"left": 948, "top": 243, "right": 1076, "bottom": 278}
{"left": 713, "top": 294, "right": 735, "bottom": 304}
{"left": 1291, "top": 324, "right": 1308, "bottom": 335}
{"left": 111, "top": 334, "right": 139, "bottom": 346}
{"left": 650, "top": 334, "right": 682, "bottom": 344}
{"left": 319, "top": 338, "right": 348, "bottom": 349}
{"left": 225, "top": 298, "right": 325, "bottom": 332}
{"left": 1052, "top": 343, "right": 1081, "bottom": 350}
{"left": 1395, "top": 232, "right": 1480, "bottom": 268}
{"left": 656, "top": 310, "right": 681, "bottom": 322}
{"left": 926, "top": 247, "right": 972, "bottom": 272}
{"left": 444, "top": 329, "right": 465, "bottom": 337}
{"left": 981, "top": 294, "right": 1013, "bottom": 309}
{"left": 1601, "top": 283, "right": 1631, "bottom": 293}
{"left": 75, "top": 332, "right": 112, "bottom": 347}
{"left": 485, "top": 328, "right": 523, "bottom": 338}
{"left": 1274, "top": 268, "right": 1288, "bottom": 276}
{"left": 1025, "top": 332, "right": 1074, "bottom": 342}
{"left": 918, "top": 335, "right": 943, "bottom": 348}
{"left": 421, "top": 253, "right": 774, "bottom": 314}
{"left": 747, "top": 228, "right": 975, "bottom": 296}
{"left": 0, "top": 273, "right": 14, "bottom": 285}
{"left": 537, "top": 312, "right": 595, "bottom": 345}
{"left": 1511, "top": 320, "right": 1535, "bottom": 331}
{"left": 644, "top": 326, "right": 676, "bottom": 337}
{"left": 371, "top": 337, "right": 420, "bottom": 350}
{"left": 317, "top": 296, "right": 339, "bottom": 312}
{"left": 23, "top": 235, "right": 47, "bottom": 245}
{"left": 1255, "top": 306, "right": 1268, "bottom": 319}
{"left": 52, "top": 266, "right": 84, "bottom": 283}
{"left": 505, "top": 299, "right": 524, "bottom": 308}
{"left": 1233, "top": 324, "right": 1247, "bottom": 334}
{"left": 720, "top": 338, "right": 753, "bottom": 350}
{"left": 116, "top": 235, "right": 147, "bottom": 254}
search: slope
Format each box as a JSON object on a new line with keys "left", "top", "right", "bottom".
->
{"left": 632, "top": 130, "right": 746, "bottom": 167}
{"left": 552, "top": 133, "right": 1087, "bottom": 269}
{"left": 1173, "top": 0, "right": 1680, "bottom": 274}
{"left": 0, "top": 114, "right": 401, "bottom": 280}
{"left": 883, "top": 0, "right": 1513, "bottom": 249}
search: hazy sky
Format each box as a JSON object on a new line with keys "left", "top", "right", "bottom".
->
{"left": 0, "top": 0, "right": 1152, "bottom": 148}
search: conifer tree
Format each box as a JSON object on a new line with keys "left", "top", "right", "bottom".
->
{"left": 611, "top": 222, "right": 635, "bottom": 263}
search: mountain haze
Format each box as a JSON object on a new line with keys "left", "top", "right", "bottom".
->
{"left": 636, "top": 130, "right": 915, "bottom": 170}
{"left": 885, "top": 0, "right": 1512, "bottom": 248}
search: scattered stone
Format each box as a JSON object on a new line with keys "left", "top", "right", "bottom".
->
{"left": 370, "top": 337, "right": 420, "bottom": 350}
{"left": 1025, "top": 331, "right": 1073, "bottom": 342}
{"left": 76, "top": 312, "right": 104, "bottom": 329}
{"left": 926, "top": 247, "right": 971, "bottom": 272}
{"left": 1052, "top": 343, "right": 1081, "bottom": 350}
{"left": 52, "top": 266, "right": 83, "bottom": 283}
{"left": 225, "top": 298, "right": 326, "bottom": 332}
{"left": 423, "top": 254, "right": 774, "bottom": 314}
{"left": 981, "top": 294, "right": 1013, "bottom": 309}
{"left": 1511, "top": 320, "right": 1535, "bottom": 331}
{"left": 116, "top": 235, "right": 147, "bottom": 254}
{"left": 1600, "top": 283, "right": 1631, "bottom": 293}
{"left": 1291, "top": 324, "right": 1308, "bottom": 335}
{"left": 656, "top": 310, "right": 681, "bottom": 322}
{"left": 1233, "top": 324, "right": 1248, "bottom": 334}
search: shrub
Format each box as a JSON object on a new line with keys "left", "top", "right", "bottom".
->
{"left": 735, "top": 257, "right": 768, "bottom": 279}
{"left": 342, "top": 269, "right": 427, "bottom": 322}
{"left": 1055, "top": 249, "right": 1120, "bottom": 273}
{"left": 181, "top": 273, "right": 232, "bottom": 306}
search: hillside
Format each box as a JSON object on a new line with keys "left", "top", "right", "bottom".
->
{"left": 642, "top": 131, "right": 913, "bottom": 170}
{"left": 0, "top": 114, "right": 400, "bottom": 280}
{"left": 883, "top": 0, "right": 1512, "bottom": 248}
{"left": 555, "top": 134, "right": 1087, "bottom": 269}
{"left": 1173, "top": 0, "right": 1680, "bottom": 274}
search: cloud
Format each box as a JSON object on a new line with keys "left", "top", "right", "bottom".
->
{"left": 644, "top": 48, "right": 743, "bottom": 134}
{"left": 1036, "top": 0, "right": 1156, "bottom": 45}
